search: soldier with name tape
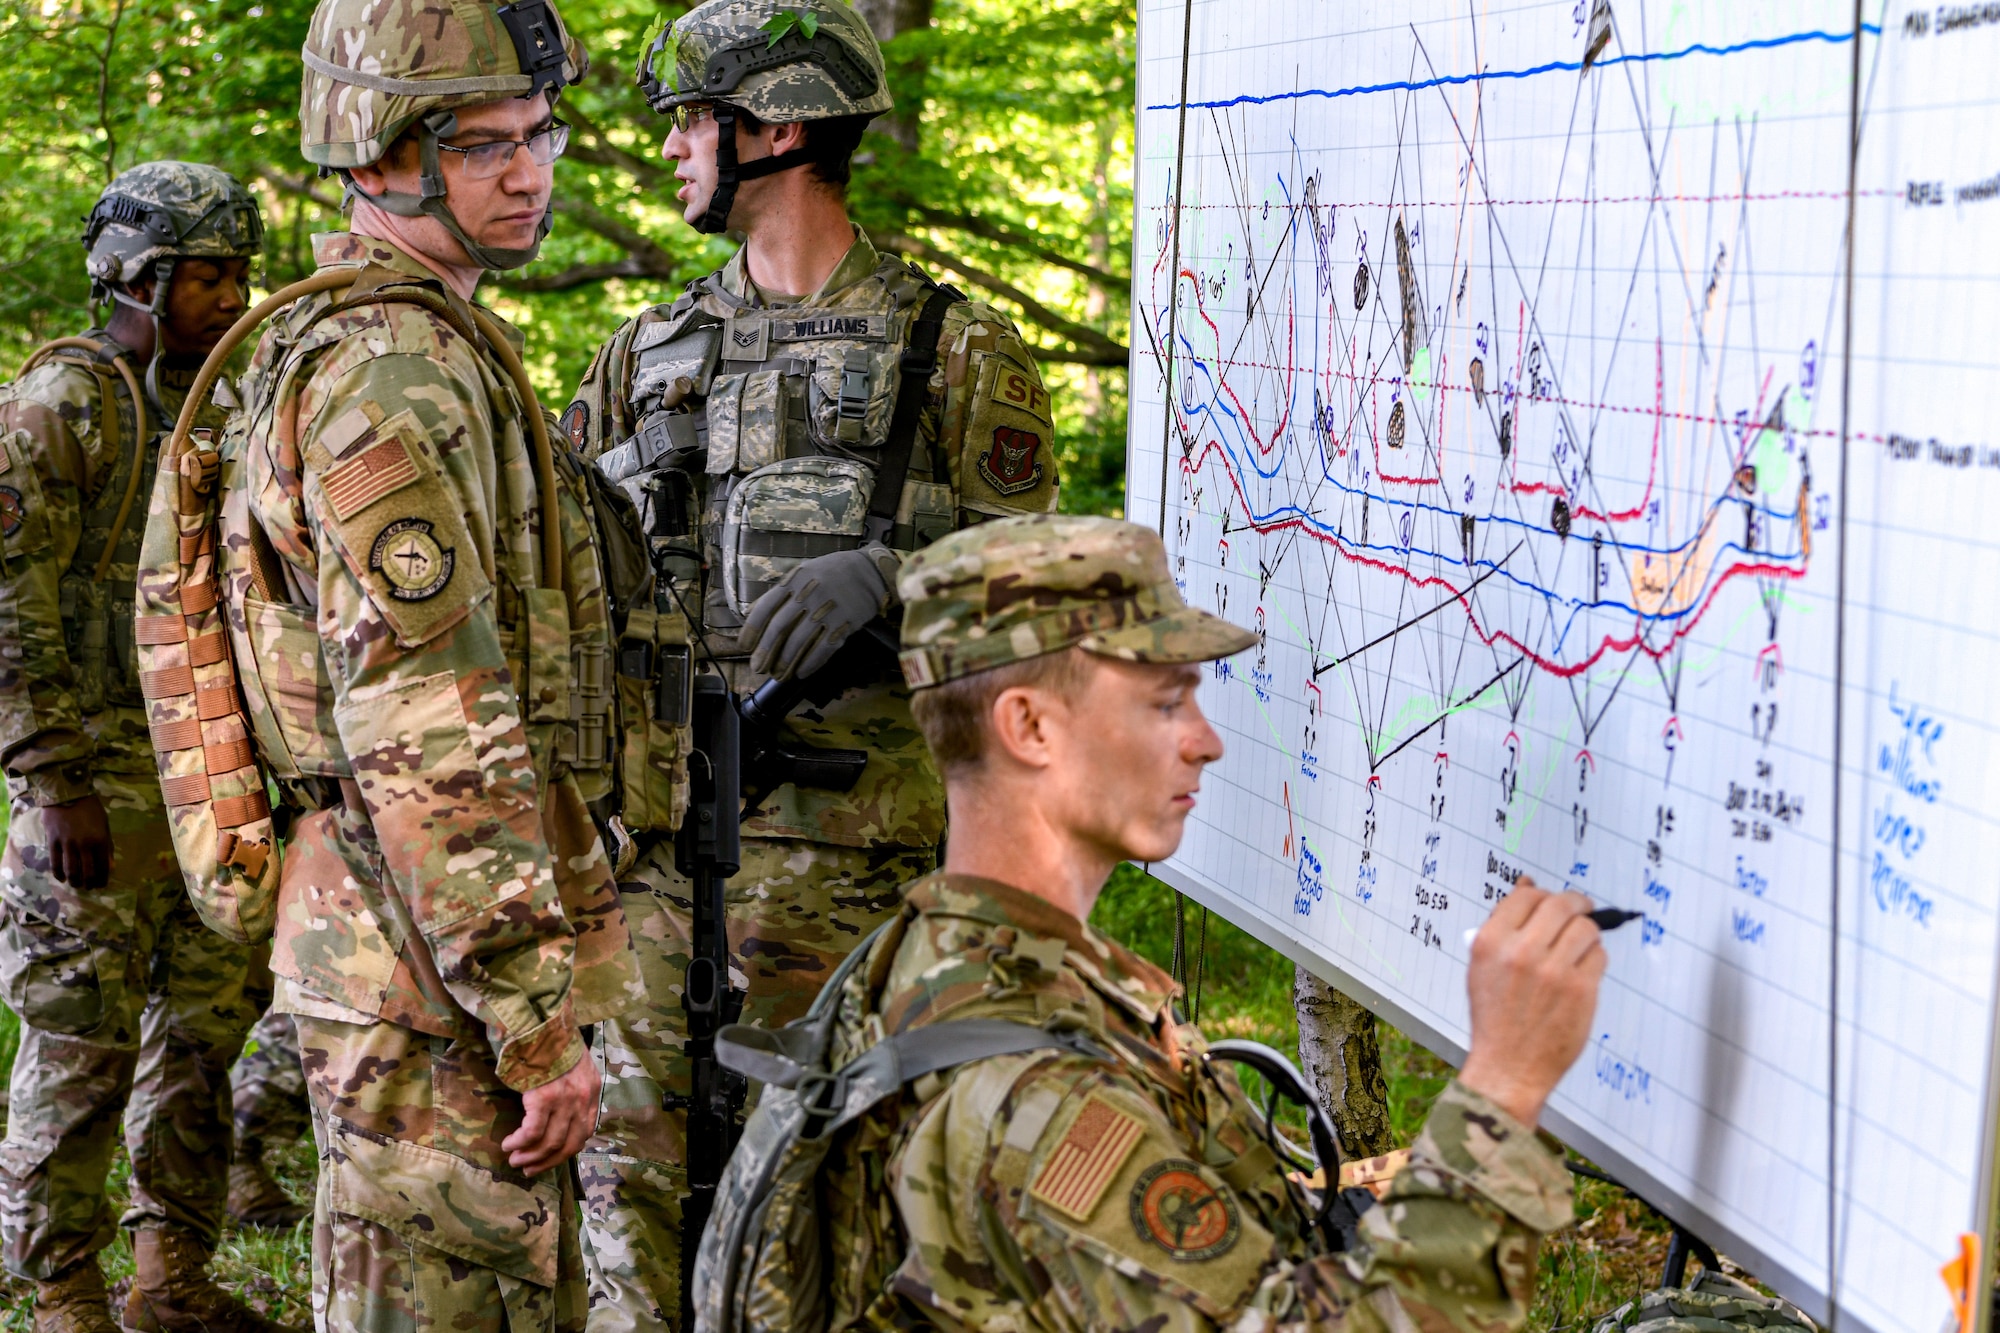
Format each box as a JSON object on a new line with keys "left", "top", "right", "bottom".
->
{"left": 561, "top": 0, "right": 1062, "bottom": 1325}
{"left": 0, "top": 162, "right": 288, "bottom": 1333}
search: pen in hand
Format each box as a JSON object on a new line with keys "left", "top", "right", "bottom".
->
{"left": 1463, "top": 907, "right": 1641, "bottom": 948}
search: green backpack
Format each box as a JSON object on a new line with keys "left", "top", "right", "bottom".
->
{"left": 692, "top": 921, "right": 1105, "bottom": 1333}
{"left": 1592, "top": 1271, "right": 1819, "bottom": 1333}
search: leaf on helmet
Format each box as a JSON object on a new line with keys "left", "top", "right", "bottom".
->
{"left": 639, "top": 15, "right": 681, "bottom": 91}
{"left": 760, "top": 10, "right": 804, "bottom": 47}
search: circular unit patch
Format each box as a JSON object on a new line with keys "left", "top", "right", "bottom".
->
{"left": 1129, "top": 1159, "right": 1240, "bottom": 1261}
{"left": 559, "top": 400, "right": 589, "bottom": 450}
{"left": 0, "top": 486, "right": 23, "bottom": 538}
{"left": 368, "top": 517, "right": 454, "bottom": 602}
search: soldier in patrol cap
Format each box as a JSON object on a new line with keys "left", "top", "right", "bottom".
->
{"left": 0, "top": 162, "right": 285, "bottom": 1333}
{"left": 136, "top": 0, "right": 640, "bottom": 1328}
{"left": 563, "top": 0, "right": 1063, "bottom": 1323}
{"left": 710, "top": 512, "right": 1608, "bottom": 1332}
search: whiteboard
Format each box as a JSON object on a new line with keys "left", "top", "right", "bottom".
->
{"left": 1128, "top": 5, "right": 2000, "bottom": 1332}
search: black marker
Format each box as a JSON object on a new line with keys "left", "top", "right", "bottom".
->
{"left": 1463, "top": 906, "right": 1643, "bottom": 947}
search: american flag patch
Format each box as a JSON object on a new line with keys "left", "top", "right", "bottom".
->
{"left": 1028, "top": 1095, "right": 1145, "bottom": 1222}
{"left": 322, "top": 436, "right": 419, "bottom": 520}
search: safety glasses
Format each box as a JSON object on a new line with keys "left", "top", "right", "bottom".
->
{"left": 668, "top": 103, "right": 716, "bottom": 133}
{"left": 436, "top": 119, "right": 571, "bottom": 180}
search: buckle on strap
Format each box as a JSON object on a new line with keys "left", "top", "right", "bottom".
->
{"left": 794, "top": 1068, "right": 851, "bottom": 1123}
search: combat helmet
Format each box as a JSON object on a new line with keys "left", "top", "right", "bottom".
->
{"left": 81, "top": 161, "right": 264, "bottom": 403}
{"left": 299, "top": 0, "right": 588, "bottom": 270}
{"left": 636, "top": 0, "right": 893, "bottom": 234}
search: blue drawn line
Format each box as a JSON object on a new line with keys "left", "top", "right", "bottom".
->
{"left": 1145, "top": 26, "right": 1881, "bottom": 112}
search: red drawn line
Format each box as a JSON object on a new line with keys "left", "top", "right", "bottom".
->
{"left": 1178, "top": 435, "right": 1807, "bottom": 680}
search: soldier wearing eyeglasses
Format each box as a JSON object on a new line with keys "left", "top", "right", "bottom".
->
{"left": 154, "top": 1, "right": 645, "bottom": 1330}
{"left": 561, "top": 0, "right": 1062, "bottom": 1327}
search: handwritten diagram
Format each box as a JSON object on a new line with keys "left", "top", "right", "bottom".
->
{"left": 1131, "top": 5, "right": 2000, "bottom": 1331}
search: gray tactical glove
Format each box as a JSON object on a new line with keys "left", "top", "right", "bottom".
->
{"left": 741, "top": 545, "right": 902, "bottom": 681}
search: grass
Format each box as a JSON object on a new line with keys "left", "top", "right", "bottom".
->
{"left": 0, "top": 866, "right": 1738, "bottom": 1333}
{"left": 0, "top": 1002, "right": 314, "bottom": 1332}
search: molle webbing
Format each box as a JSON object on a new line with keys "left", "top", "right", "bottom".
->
{"left": 137, "top": 268, "right": 355, "bottom": 945}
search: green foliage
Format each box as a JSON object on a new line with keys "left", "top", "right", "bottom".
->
{"left": 0, "top": 0, "right": 1133, "bottom": 509}
{"left": 758, "top": 8, "right": 818, "bottom": 45}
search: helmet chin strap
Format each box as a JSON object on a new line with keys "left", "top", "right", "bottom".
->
{"left": 359, "top": 111, "right": 553, "bottom": 271}
{"left": 691, "top": 103, "right": 816, "bottom": 236}
{"left": 108, "top": 257, "right": 176, "bottom": 420}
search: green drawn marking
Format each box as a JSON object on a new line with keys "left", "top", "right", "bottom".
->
{"left": 1409, "top": 345, "right": 1433, "bottom": 404}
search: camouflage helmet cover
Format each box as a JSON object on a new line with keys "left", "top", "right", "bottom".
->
{"left": 638, "top": 0, "right": 893, "bottom": 122}
{"left": 300, "top": 0, "right": 589, "bottom": 169}
{"left": 83, "top": 161, "right": 264, "bottom": 287}
{"left": 898, "top": 514, "right": 1258, "bottom": 689}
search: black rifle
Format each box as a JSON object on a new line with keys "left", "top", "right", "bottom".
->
{"left": 668, "top": 624, "right": 896, "bottom": 1326}
{"left": 672, "top": 671, "right": 744, "bottom": 1330}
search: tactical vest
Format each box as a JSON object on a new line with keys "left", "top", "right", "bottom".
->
{"left": 592, "top": 257, "right": 962, "bottom": 648}
{"left": 136, "top": 268, "right": 627, "bottom": 942}
{"left": 0, "top": 333, "right": 179, "bottom": 717}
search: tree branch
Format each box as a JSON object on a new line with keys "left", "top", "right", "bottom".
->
{"left": 884, "top": 195, "right": 1129, "bottom": 288}
{"left": 550, "top": 196, "right": 682, "bottom": 278}
{"left": 1022, "top": 343, "right": 1130, "bottom": 367}
{"left": 564, "top": 104, "right": 678, "bottom": 192}
{"left": 494, "top": 256, "right": 665, "bottom": 293}
{"left": 873, "top": 230, "right": 1128, "bottom": 366}
{"left": 254, "top": 167, "right": 343, "bottom": 212}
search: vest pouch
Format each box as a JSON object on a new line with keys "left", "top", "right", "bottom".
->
{"left": 614, "top": 604, "right": 690, "bottom": 835}
{"left": 722, "top": 458, "right": 874, "bottom": 618}
{"left": 894, "top": 480, "right": 956, "bottom": 553}
{"left": 523, "top": 585, "right": 573, "bottom": 726}
{"left": 807, "top": 339, "right": 899, "bottom": 451}
{"left": 236, "top": 594, "right": 349, "bottom": 780}
{"left": 707, "top": 370, "right": 797, "bottom": 476}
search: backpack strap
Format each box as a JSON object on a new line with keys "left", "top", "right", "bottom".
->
{"left": 719, "top": 1015, "right": 1105, "bottom": 1138}
{"left": 17, "top": 334, "right": 150, "bottom": 582}
{"left": 865, "top": 282, "right": 962, "bottom": 545}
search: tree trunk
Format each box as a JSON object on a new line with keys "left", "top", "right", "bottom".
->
{"left": 1294, "top": 966, "right": 1395, "bottom": 1160}
{"left": 851, "top": 0, "right": 933, "bottom": 152}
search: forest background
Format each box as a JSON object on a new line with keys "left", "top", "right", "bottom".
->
{"left": 0, "top": 0, "right": 1690, "bottom": 1326}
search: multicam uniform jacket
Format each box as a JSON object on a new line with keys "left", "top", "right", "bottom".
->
{"left": 817, "top": 874, "right": 1574, "bottom": 1333}
{"left": 565, "top": 228, "right": 1060, "bottom": 849}
{"left": 229, "top": 230, "right": 636, "bottom": 1090}
{"left": 0, "top": 339, "right": 220, "bottom": 803}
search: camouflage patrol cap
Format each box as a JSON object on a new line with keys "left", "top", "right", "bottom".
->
{"left": 898, "top": 515, "right": 1257, "bottom": 689}
{"left": 1590, "top": 1273, "right": 1818, "bottom": 1333}
{"left": 83, "top": 162, "right": 263, "bottom": 287}
{"left": 637, "top": 0, "right": 894, "bottom": 122}
{"left": 300, "top": 0, "right": 588, "bottom": 169}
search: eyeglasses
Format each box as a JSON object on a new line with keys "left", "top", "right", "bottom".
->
{"left": 436, "top": 119, "right": 571, "bottom": 179}
{"left": 668, "top": 103, "right": 715, "bottom": 133}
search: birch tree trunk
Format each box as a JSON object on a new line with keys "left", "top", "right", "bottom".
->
{"left": 1294, "top": 966, "right": 1395, "bottom": 1159}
